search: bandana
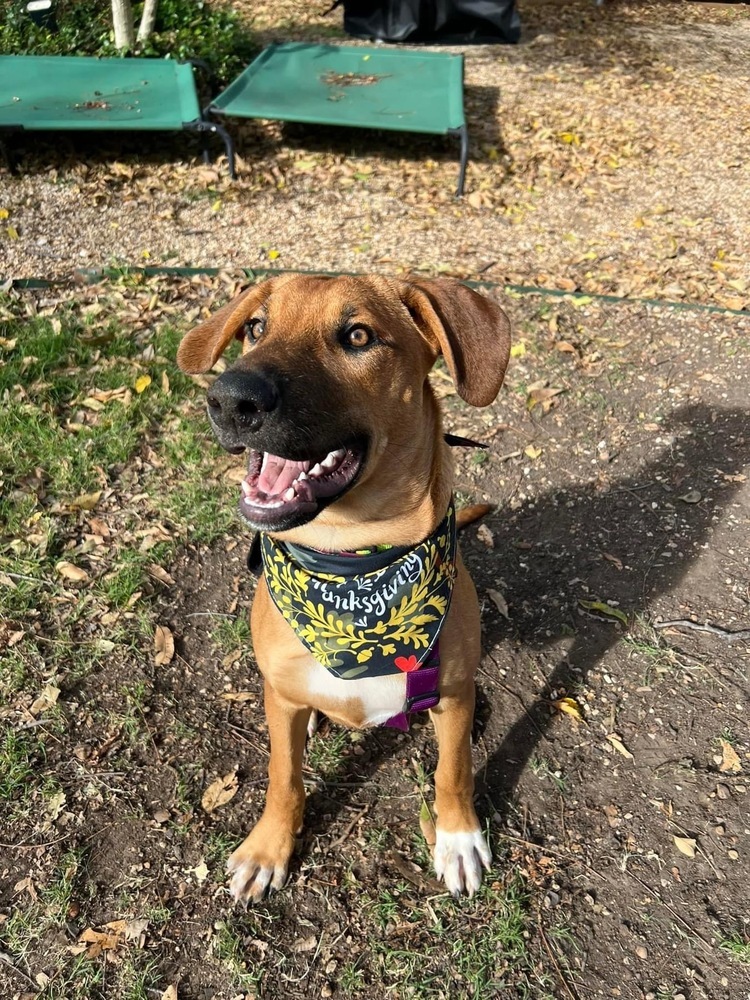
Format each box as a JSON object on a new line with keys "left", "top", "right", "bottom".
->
{"left": 259, "top": 504, "right": 457, "bottom": 687}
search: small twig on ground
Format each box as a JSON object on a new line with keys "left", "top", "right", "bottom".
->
{"left": 626, "top": 867, "right": 713, "bottom": 954}
{"left": 328, "top": 804, "right": 369, "bottom": 850}
{"left": 0, "top": 949, "right": 38, "bottom": 989}
{"left": 654, "top": 618, "right": 750, "bottom": 641}
{"left": 537, "top": 918, "right": 580, "bottom": 1000}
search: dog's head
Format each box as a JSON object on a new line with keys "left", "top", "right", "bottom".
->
{"left": 177, "top": 274, "right": 510, "bottom": 534}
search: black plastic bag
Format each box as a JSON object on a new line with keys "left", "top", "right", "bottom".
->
{"left": 333, "top": 0, "right": 521, "bottom": 45}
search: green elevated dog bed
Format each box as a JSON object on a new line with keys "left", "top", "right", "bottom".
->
{"left": 0, "top": 55, "right": 233, "bottom": 173}
{"left": 208, "top": 43, "right": 469, "bottom": 195}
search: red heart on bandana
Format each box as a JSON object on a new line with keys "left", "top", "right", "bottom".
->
{"left": 394, "top": 655, "right": 419, "bottom": 672}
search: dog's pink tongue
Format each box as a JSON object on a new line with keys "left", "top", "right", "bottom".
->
{"left": 257, "top": 454, "right": 309, "bottom": 495}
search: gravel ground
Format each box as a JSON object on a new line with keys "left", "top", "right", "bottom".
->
{"left": 1, "top": 0, "right": 749, "bottom": 309}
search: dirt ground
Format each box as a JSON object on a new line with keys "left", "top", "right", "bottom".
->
{"left": 2, "top": 281, "right": 749, "bottom": 999}
{"left": 2, "top": 1, "right": 750, "bottom": 998}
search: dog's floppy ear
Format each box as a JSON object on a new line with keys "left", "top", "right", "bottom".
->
{"left": 402, "top": 278, "right": 511, "bottom": 406}
{"left": 176, "top": 281, "right": 273, "bottom": 374}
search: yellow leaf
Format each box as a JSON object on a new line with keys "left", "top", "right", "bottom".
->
{"left": 134, "top": 375, "right": 151, "bottom": 394}
{"left": 524, "top": 445, "right": 542, "bottom": 460}
{"left": 606, "top": 733, "right": 634, "bottom": 760}
{"left": 578, "top": 600, "right": 628, "bottom": 626}
{"left": 7, "top": 225, "right": 19, "bottom": 240}
{"left": 0, "top": 208, "right": 8, "bottom": 219}
{"left": 210, "top": 199, "right": 222, "bottom": 212}
{"left": 153, "top": 624, "right": 175, "bottom": 666}
{"left": 268, "top": 249, "right": 280, "bottom": 260}
{"left": 559, "top": 131, "right": 580, "bottom": 145}
{"left": 553, "top": 697, "right": 586, "bottom": 724}
{"left": 141, "top": 249, "right": 151, "bottom": 259}
{"left": 201, "top": 770, "right": 239, "bottom": 813}
{"left": 673, "top": 836, "right": 696, "bottom": 858}
{"left": 510, "top": 342, "right": 526, "bottom": 357}
{"left": 69, "top": 490, "right": 102, "bottom": 511}
{"left": 719, "top": 739, "right": 741, "bottom": 774}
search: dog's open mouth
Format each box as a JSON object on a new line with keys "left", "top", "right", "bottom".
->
{"left": 239, "top": 443, "right": 365, "bottom": 529}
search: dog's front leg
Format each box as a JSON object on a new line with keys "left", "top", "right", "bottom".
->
{"left": 227, "top": 680, "right": 310, "bottom": 903}
{"left": 429, "top": 686, "right": 491, "bottom": 897}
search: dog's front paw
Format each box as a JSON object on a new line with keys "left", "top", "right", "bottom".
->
{"left": 226, "top": 824, "right": 297, "bottom": 904}
{"left": 433, "top": 828, "right": 491, "bottom": 897}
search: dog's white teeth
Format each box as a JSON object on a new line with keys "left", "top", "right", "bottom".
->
{"left": 331, "top": 448, "right": 346, "bottom": 459}
{"left": 321, "top": 453, "right": 338, "bottom": 470}
{"left": 259, "top": 452, "right": 271, "bottom": 475}
{"left": 283, "top": 487, "right": 296, "bottom": 502}
{"left": 241, "top": 480, "right": 252, "bottom": 495}
{"left": 297, "top": 471, "right": 309, "bottom": 482}
{"left": 309, "top": 463, "right": 325, "bottom": 478}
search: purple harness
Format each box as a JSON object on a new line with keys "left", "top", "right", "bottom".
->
{"left": 384, "top": 642, "right": 441, "bottom": 730}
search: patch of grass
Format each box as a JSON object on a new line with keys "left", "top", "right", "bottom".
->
{"left": 529, "top": 754, "right": 568, "bottom": 795}
{"left": 213, "top": 918, "right": 265, "bottom": 993}
{"left": 339, "top": 958, "right": 367, "bottom": 993}
{"left": 212, "top": 613, "right": 252, "bottom": 652}
{"left": 720, "top": 930, "right": 750, "bottom": 964}
{"left": 307, "top": 727, "right": 351, "bottom": 778}
{"left": 367, "top": 873, "right": 557, "bottom": 999}
{"left": 0, "top": 729, "right": 46, "bottom": 804}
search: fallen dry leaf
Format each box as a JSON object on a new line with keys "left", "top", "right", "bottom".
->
{"left": 602, "top": 552, "right": 624, "bottom": 570}
{"left": 78, "top": 926, "right": 124, "bottom": 959}
{"left": 30, "top": 683, "right": 61, "bottom": 716}
{"left": 153, "top": 625, "right": 175, "bottom": 666}
{"left": 220, "top": 690, "right": 256, "bottom": 702}
{"left": 673, "top": 836, "right": 697, "bottom": 858}
{"left": 201, "top": 769, "right": 239, "bottom": 813}
{"left": 527, "top": 385, "right": 565, "bottom": 413}
{"left": 719, "top": 739, "right": 742, "bottom": 774}
{"left": 524, "top": 445, "right": 542, "bottom": 460}
{"left": 68, "top": 490, "right": 102, "bottom": 511}
{"left": 149, "top": 564, "right": 176, "bottom": 587}
{"left": 476, "top": 523, "right": 495, "bottom": 549}
{"left": 161, "top": 987, "right": 178, "bottom": 1000}
{"left": 606, "top": 733, "right": 634, "bottom": 760}
{"left": 56, "top": 561, "right": 89, "bottom": 583}
{"left": 553, "top": 697, "right": 586, "bottom": 724}
{"left": 487, "top": 588, "right": 509, "bottom": 619}
{"left": 191, "top": 861, "right": 209, "bottom": 883}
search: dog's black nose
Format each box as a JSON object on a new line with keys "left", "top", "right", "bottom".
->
{"left": 207, "top": 370, "right": 279, "bottom": 436}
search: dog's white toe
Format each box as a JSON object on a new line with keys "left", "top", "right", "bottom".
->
{"left": 227, "top": 854, "right": 288, "bottom": 903}
{"left": 434, "top": 828, "right": 491, "bottom": 897}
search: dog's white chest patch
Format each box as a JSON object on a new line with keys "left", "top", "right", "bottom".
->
{"left": 304, "top": 658, "right": 408, "bottom": 727}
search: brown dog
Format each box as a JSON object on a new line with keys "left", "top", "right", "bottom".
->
{"left": 177, "top": 274, "right": 510, "bottom": 901}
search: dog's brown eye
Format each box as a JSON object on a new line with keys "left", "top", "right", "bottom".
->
{"left": 346, "top": 327, "right": 372, "bottom": 349}
{"left": 243, "top": 318, "right": 265, "bottom": 342}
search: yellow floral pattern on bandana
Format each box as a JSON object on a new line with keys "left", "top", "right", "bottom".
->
{"left": 261, "top": 505, "right": 457, "bottom": 680}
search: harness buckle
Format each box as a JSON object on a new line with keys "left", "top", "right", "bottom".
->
{"left": 405, "top": 691, "right": 440, "bottom": 712}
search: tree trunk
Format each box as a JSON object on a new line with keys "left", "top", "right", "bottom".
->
{"left": 137, "top": 0, "right": 159, "bottom": 44}
{"left": 111, "top": 0, "right": 135, "bottom": 51}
